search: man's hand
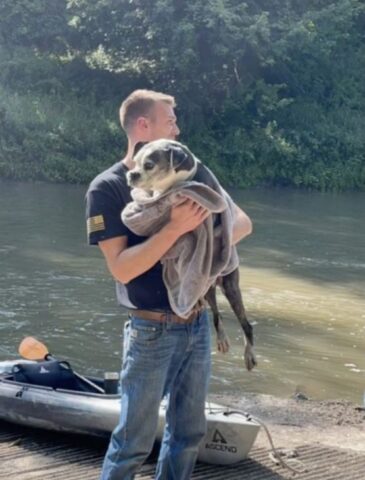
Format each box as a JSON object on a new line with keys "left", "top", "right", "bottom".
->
{"left": 166, "top": 198, "right": 210, "bottom": 237}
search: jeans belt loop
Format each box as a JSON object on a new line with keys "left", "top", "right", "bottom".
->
{"left": 162, "top": 311, "right": 173, "bottom": 323}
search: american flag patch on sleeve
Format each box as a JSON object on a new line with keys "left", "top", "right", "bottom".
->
{"left": 87, "top": 214, "right": 105, "bottom": 234}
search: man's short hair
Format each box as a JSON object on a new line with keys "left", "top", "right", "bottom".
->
{"left": 119, "top": 89, "right": 176, "bottom": 132}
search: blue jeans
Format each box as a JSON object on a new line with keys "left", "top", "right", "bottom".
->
{"left": 100, "top": 309, "right": 211, "bottom": 480}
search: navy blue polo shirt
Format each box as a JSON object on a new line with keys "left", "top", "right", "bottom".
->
{"left": 85, "top": 160, "right": 220, "bottom": 310}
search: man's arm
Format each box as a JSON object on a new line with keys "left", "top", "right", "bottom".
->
{"left": 194, "top": 163, "right": 252, "bottom": 245}
{"left": 99, "top": 199, "right": 209, "bottom": 284}
{"left": 232, "top": 203, "right": 252, "bottom": 244}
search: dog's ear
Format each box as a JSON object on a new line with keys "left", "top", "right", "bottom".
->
{"left": 170, "top": 146, "right": 195, "bottom": 172}
{"left": 133, "top": 141, "right": 148, "bottom": 158}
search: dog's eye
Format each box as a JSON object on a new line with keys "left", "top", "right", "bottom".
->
{"left": 144, "top": 161, "right": 155, "bottom": 171}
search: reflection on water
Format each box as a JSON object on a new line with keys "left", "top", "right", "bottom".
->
{"left": 0, "top": 180, "right": 364, "bottom": 403}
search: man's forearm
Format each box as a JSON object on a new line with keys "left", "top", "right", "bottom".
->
{"left": 101, "top": 199, "right": 209, "bottom": 285}
{"left": 232, "top": 205, "right": 252, "bottom": 244}
{"left": 115, "top": 208, "right": 251, "bottom": 283}
{"left": 113, "top": 225, "right": 180, "bottom": 284}
{"left": 115, "top": 206, "right": 252, "bottom": 284}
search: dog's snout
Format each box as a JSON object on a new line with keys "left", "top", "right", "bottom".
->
{"left": 128, "top": 171, "right": 141, "bottom": 183}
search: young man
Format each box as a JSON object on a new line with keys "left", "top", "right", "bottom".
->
{"left": 86, "top": 90, "right": 252, "bottom": 480}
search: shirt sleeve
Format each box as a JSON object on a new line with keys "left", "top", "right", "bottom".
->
{"left": 85, "top": 188, "right": 129, "bottom": 245}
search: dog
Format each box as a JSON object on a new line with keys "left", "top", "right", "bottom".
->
{"left": 127, "top": 139, "right": 198, "bottom": 195}
{"left": 127, "top": 139, "right": 256, "bottom": 371}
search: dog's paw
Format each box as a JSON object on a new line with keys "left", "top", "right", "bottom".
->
{"left": 216, "top": 331, "right": 230, "bottom": 354}
{"left": 244, "top": 345, "right": 257, "bottom": 371}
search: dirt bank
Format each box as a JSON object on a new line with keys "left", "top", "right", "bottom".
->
{"left": 210, "top": 393, "right": 365, "bottom": 453}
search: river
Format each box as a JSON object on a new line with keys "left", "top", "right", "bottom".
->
{"left": 0, "top": 180, "right": 364, "bottom": 403}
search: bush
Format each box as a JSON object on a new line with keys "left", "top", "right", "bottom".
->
{"left": 0, "top": 85, "right": 125, "bottom": 183}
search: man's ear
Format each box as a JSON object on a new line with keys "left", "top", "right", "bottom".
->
{"left": 133, "top": 141, "right": 148, "bottom": 158}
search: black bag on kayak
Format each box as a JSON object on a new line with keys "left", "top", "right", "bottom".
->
{"left": 12, "top": 359, "right": 90, "bottom": 391}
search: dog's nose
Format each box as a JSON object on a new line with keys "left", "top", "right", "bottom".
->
{"left": 127, "top": 171, "right": 141, "bottom": 184}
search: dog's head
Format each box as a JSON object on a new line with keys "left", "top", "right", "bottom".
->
{"left": 126, "top": 139, "right": 197, "bottom": 194}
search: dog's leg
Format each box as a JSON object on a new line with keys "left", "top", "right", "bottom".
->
{"left": 205, "top": 282, "right": 230, "bottom": 353}
{"left": 221, "top": 268, "right": 257, "bottom": 371}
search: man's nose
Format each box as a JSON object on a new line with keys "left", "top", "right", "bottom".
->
{"left": 174, "top": 124, "right": 180, "bottom": 137}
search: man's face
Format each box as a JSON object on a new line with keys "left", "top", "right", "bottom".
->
{"left": 146, "top": 102, "right": 180, "bottom": 141}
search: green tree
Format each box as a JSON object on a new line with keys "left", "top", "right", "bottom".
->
{"left": 0, "top": 0, "right": 364, "bottom": 189}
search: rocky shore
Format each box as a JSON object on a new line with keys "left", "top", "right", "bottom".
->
{"left": 210, "top": 393, "right": 365, "bottom": 453}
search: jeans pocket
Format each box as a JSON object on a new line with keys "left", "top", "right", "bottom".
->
{"left": 130, "top": 318, "right": 164, "bottom": 343}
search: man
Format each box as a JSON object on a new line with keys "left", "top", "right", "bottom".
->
{"left": 86, "top": 89, "right": 252, "bottom": 480}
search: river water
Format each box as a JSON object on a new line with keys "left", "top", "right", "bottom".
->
{"left": 0, "top": 180, "right": 364, "bottom": 403}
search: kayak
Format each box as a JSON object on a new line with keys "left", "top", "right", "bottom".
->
{"left": 0, "top": 360, "right": 260, "bottom": 465}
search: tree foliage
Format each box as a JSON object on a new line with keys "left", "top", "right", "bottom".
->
{"left": 0, "top": 0, "right": 364, "bottom": 189}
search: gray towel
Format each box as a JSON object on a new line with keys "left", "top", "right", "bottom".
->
{"left": 122, "top": 181, "right": 239, "bottom": 318}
